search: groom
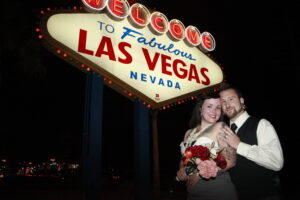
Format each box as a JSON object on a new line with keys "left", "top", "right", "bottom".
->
{"left": 218, "top": 84, "right": 284, "bottom": 200}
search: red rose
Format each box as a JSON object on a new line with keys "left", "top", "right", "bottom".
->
{"left": 214, "top": 154, "right": 227, "bottom": 169}
{"left": 183, "top": 158, "right": 189, "bottom": 165}
{"left": 184, "top": 151, "right": 193, "bottom": 159}
{"left": 185, "top": 145, "right": 210, "bottom": 161}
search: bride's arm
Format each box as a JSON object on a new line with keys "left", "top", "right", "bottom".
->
{"left": 176, "top": 160, "right": 188, "bottom": 181}
{"left": 177, "top": 129, "right": 194, "bottom": 181}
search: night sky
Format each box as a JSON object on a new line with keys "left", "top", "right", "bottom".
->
{"left": 1, "top": 0, "right": 300, "bottom": 195}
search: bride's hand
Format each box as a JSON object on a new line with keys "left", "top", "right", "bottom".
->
{"left": 176, "top": 167, "right": 188, "bottom": 181}
{"left": 186, "top": 173, "right": 200, "bottom": 191}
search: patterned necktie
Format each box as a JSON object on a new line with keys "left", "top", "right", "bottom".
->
{"left": 230, "top": 123, "right": 238, "bottom": 132}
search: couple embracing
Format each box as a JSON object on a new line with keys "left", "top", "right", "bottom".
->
{"left": 176, "top": 84, "right": 284, "bottom": 200}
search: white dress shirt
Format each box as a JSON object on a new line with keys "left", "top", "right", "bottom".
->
{"left": 231, "top": 111, "right": 284, "bottom": 171}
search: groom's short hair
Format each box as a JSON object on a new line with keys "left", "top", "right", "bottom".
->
{"left": 219, "top": 83, "right": 243, "bottom": 98}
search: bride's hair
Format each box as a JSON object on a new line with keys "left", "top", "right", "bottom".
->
{"left": 188, "top": 92, "right": 224, "bottom": 128}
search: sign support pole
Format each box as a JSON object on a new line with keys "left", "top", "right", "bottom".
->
{"left": 134, "top": 101, "right": 151, "bottom": 200}
{"left": 151, "top": 109, "right": 161, "bottom": 200}
{"left": 82, "top": 72, "right": 104, "bottom": 200}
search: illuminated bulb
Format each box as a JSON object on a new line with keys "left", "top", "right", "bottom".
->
{"left": 81, "top": 64, "right": 85, "bottom": 68}
{"left": 108, "top": 80, "right": 112, "bottom": 84}
{"left": 86, "top": 67, "right": 91, "bottom": 71}
{"left": 47, "top": 8, "right": 51, "bottom": 11}
{"left": 40, "top": 10, "right": 44, "bottom": 14}
{"left": 38, "top": 35, "right": 43, "bottom": 39}
{"left": 73, "top": 6, "right": 77, "bottom": 10}
{"left": 63, "top": 53, "right": 67, "bottom": 57}
{"left": 57, "top": 49, "right": 61, "bottom": 54}
{"left": 128, "top": 93, "right": 132, "bottom": 96}
{"left": 35, "top": 28, "right": 40, "bottom": 32}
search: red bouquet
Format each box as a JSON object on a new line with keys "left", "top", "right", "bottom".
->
{"left": 182, "top": 144, "right": 227, "bottom": 179}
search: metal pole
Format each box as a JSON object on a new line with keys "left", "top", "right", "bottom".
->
{"left": 82, "top": 72, "right": 104, "bottom": 200}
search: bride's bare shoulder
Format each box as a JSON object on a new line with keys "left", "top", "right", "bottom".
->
{"left": 214, "top": 122, "right": 226, "bottom": 128}
{"left": 183, "top": 128, "right": 194, "bottom": 140}
{"left": 202, "top": 122, "right": 225, "bottom": 138}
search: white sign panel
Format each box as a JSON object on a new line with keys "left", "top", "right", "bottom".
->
{"left": 41, "top": 10, "right": 223, "bottom": 108}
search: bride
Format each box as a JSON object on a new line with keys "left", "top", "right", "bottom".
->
{"left": 176, "top": 93, "right": 238, "bottom": 200}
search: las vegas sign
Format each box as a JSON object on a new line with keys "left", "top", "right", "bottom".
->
{"left": 38, "top": 0, "right": 223, "bottom": 109}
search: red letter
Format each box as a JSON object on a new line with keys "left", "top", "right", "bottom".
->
{"left": 161, "top": 54, "right": 172, "bottom": 76}
{"left": 200, "top": 68, "right": 210, "bottom": 85}
{"left": 187, "top": 29, "right": 199, "bottom": 45}
{"left": 112, "top": 0, "right": 123, "bottom": 16}
{"left": 83, "top": 0, "right": 105, "bottom": 9}
{"left": 188, "top": 64, "right": 200, "bottom": 83}
{"left": 133, "top": 7, "right": 145, "bottom": 24}
{"left": 95, "top": 36, "right": 116, "bottom": 61}
{"left": 173, "top": 59, "right": 187, "bottom": 79}
{"left": 118, "top": 42, "right": 132, "bottom": 64}
{"left": 142, "top": 48, "right": 160, "bottom": 71}
{"left": 150, "top": 12, "right": 168, "bottom": 33}
{"left": 154, "top": 16, "right": 163, "bottom": 30}
{"left": 78, "top": 29, "right": 94, "bottom": 55}
{"left": 170, "top": 20, "right": 184, "bottom": 39}
{"left": 203, "top": 35, "right": 212, "bottom": 49}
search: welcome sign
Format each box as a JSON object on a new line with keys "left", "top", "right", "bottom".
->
{"left": 39, "top": 0, "right": 223, "bottom": 109}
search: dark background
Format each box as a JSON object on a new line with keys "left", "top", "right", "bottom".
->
{"left": 1, "top": 0, "right": 300, "bottom": 198}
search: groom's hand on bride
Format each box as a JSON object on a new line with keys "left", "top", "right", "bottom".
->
{"left": 218, "top": 126, "right": 240, "bottom": 149}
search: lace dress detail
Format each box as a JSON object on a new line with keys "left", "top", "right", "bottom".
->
{"left": 180, "top": 124, "right": 212, "bottom": 155}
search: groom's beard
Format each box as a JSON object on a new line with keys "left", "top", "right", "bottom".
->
{"left": 225, "top": 107, "right": 243, "bottom": 120}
